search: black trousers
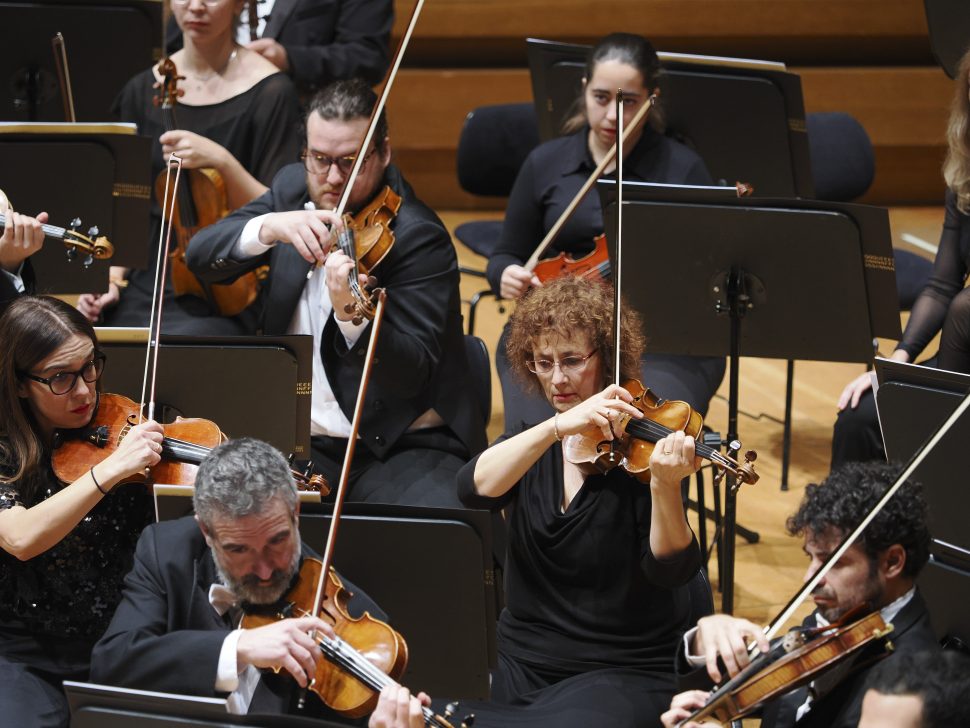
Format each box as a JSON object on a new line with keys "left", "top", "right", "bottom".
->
{"left": 310, "top": 427, "right": 469, "bottom": 508}
{"left": 445, "top": 652, "right": 676, "bottom": 728}
{"left": 0, "top": 629, "right": 91, "bottom": 728}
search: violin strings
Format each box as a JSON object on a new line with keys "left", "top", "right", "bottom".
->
{"left": 314, "top": 633, "right": 447, "bottom": 727}
{"left": 624, "top": 419, "right": 737, "bottom": 470}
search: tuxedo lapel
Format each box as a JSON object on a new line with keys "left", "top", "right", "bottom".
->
{"left": 263, "top": 0, "right": 299, "bottom": 38}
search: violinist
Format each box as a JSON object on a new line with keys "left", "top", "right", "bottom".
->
{"left": 456, "top": 276, "right": 702, "bottom": 727}
{"left": 0, "top": 193, "right": 48, "bottom": 315}
{"left": 186, "top": 78, "right": 487, "bottom": 508}
{"left": 167, "top": 0, "right": 394, "bottom": 97}
{"left": 833, "top": 46, "right": 970, "bottom": 467}
{"left": 662, "top": 461, "right": 939, "bottom": 728}
{"left": 90, "top": 437, "right": 428, "bottom": 726}
{"left": 0, "top": 296, "right": 164, "bottom": 728}
{"left": 76, "top": 0, "right": 302, "bottom": 334}
{"left": 486, "top": 32, "right": 725, "bottom": 432}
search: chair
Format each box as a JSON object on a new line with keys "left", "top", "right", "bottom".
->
{"left": 464, "top": 334, "right": 492, "bottom": 429}
{"left": 454, "top": 103, "right": 541, "bottom": 333}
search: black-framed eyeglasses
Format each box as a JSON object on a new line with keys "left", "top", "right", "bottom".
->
{"left": 300, "top": 147, "right": 376, "bottom": 177}
{"left": 20, "top": 353, "right": 106, "bottom": 395}
{"left": 526, "top": 350, "right": 598, "bottom": 376}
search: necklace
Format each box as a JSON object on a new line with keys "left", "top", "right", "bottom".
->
{"left": 186, "top": 48, "right": 238, "bottom": 84}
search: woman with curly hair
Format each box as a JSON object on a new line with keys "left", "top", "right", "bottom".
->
{"left": 833, "top": 46, "right": 970, "bottom": 465}
{"left": 457, "top": 276, "right": 702, "bottom": 728}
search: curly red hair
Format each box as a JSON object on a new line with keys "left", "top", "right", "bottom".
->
{"left": 506, "top": 277, "right": 646, "bottom": 394}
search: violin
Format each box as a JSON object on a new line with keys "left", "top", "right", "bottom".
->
{"left": 532, "top": 232, "right": 609, "bottom": 284}
{"left": 51, "top": 392, "right": 328, "bottom": 493}
{"left": 562, "top": 379, "right": 758, "bottom": 486}
{"left": 152, "top": 57, "right": 265, "bottom": 317}
{"left": 0, "top": 197, "right": 114, "bottom": 269}
{"left": 330, "top": 185, "right": 401, "bottom": 324}
{"left": 680, "top": 608, "right": 893, "bottom": 725}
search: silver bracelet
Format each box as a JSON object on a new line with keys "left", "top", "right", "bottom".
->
{"left": 553, "top": 413, "right": 563, "bottom": 442}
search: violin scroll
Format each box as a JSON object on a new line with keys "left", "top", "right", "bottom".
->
{"left": 64, "top": 217, "right": 115, "bottom": 267}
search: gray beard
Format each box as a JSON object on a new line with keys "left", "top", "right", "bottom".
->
{"left": 212, "top": 547, "right": 300, "bottom": 606}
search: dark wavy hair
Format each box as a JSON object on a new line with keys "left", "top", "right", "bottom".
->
{"left": 506, "top": 277, "right": 646, "bottom": 395}
{"left": 786, "top": 461, "right": 931, "bottom": 579}
{"left": 0, "top": 296, "right": 99, "bottom": 502}
{"left": 562, "top": 32, "right": 665, "bottom": 135}
{"left": 864, "top": 650, "right": 970, "bottom": 727}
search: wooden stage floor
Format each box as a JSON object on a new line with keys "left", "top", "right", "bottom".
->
{"left": 442, "top": 204, "right": 945, "bottom": 629}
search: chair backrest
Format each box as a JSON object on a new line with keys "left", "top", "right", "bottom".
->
{"left": 806, "top": 112, "right": 875, "bottom": 201}
{"left": 456, "top": 103, "right": 541, "bottom": 197}
{"left": 464, "top": 334, "right": 492, "bottom": 428}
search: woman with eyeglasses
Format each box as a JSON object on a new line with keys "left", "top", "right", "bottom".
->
{"left": 486, "top": 32, "right": 725, "bottom": 434}
{"left": 456, "top": 277, "right": 701, "bottom": 728}
{"left": 76, "top": 0, "right": 302, "bottom": 334}
{"left": 0, "top": 296, "right": 164, "bottom": 728}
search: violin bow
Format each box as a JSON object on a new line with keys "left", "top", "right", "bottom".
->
{"left": 311, "top": 289, "right": 386, "bottom": 616}
{"left": 522, "top": 91, "right": 657, "bottom": 272}
{"left": 51, "top": 32, "right": 76, "bottom": 122}
{"left": 307, "top": 0, "right": 426, "bottom": 281}
{"left": 138, "top": 154, "right": 184, "bottom": 424}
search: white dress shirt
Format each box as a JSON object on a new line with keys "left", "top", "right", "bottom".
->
{"left": 237, "top": 214, "right": 367, "bottom": 437}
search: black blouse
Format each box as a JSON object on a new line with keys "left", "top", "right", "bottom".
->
{"left": 112, "top": 70, "right": 302, "bottom": 297}
{"left": 897, "top": 189, "right": 970, "bottom": 360}
{"left": 458, "top": 429, "right": 701, "bottom": 675}
{"left": 0, "top": 454, "right": 152, "bottom": 642}
{"left": 485, "top": 126, "right": 712, "bottom": 295}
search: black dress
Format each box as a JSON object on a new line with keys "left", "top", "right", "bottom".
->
{"left": 832, "top": 189, "right": 970, "bottom": 465}
{"left": 455, "top": 428, "right": 701, "bottom": 727}
{"left": 0, "top": 452, "right": 152, "bottom": 728}
{"left": 104, "top": 69, "right": 302, "bottom": 335}
{"left": 486, "top": 126, "right": 726, "bottom": 432}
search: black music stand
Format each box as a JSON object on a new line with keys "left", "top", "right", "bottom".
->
{"left": 526, "top": 38, "right": 814, "bottom": 198}
{"left": 65, "top": 681, "right": 349, "bottom": 728}
{"left": 300, "top": 504, "right": 498, "bottom": 699}
{"left": 924, "top": 0, "right": 970, "bottom": 79}
{"left": 875, "top": 359, "right": 970, "bottom": 648}
{"left": 0, "top": 123, "right": 151, "bottom": 292}
{"left": 96, "top": 331, "right": 312, "bottom": 458}
{"left": 599, "top": 181, "right": 900, "bottom": 613}
{"left": 0, "top": 0, "right": 161, "bottom": 121}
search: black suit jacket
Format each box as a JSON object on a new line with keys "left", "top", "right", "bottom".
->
{"left": 185, "top": 163, "right": 487, "bottom": 460}
{"left": 90, "top": 516, "right": 382, "bottom": 720}
{"left": 676, "top": 591, "right": 939, "bottom": 728}
{"left": 167, "top": 0, "right": 392, "bottom": 93}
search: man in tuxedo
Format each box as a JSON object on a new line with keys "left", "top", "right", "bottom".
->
{"left": 661, "top": 461, "right": 939, "bottom": 728}
{"left": 90, "top": 437, "right": 429, "bottom": 726}
{"left": 167, "top": 0, "right": 393, "bottom": 96}
{"left": 186, "top": 78, "right": 487, "bottom": 509}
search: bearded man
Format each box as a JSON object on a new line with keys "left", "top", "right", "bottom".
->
{"left": 90, "top": 437, "right": 428, "bottom": 726}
